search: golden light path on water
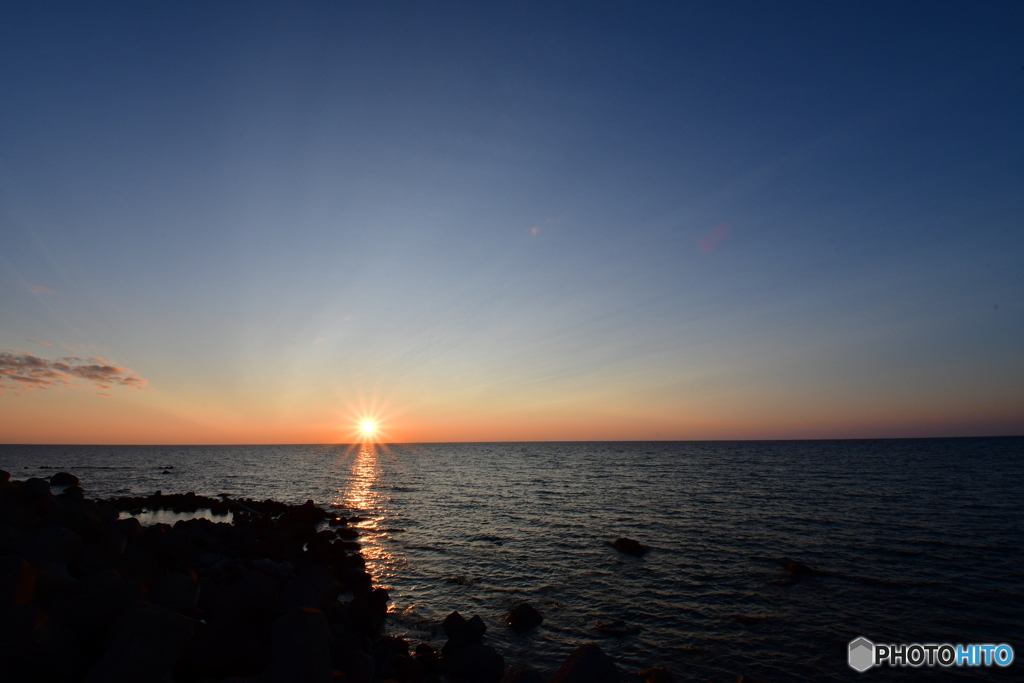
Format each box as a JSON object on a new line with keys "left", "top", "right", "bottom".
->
{"left": 333, "top": 443, "right": 406, "bottom": 616}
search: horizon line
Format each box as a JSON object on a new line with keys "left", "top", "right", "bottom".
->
{"left": 2, "top": 434, "right": 1021, "bottom": 448}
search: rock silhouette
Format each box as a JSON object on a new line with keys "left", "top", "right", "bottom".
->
{"left": 507, "top": 602, "right": 543, "bottom": 629}
{"left": 611, "top": 537, "right": 648, "bottom": 556}
{"left": 0, "top": 468, "right": 686, "bottom": 682}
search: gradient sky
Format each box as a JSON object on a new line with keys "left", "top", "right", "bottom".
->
{"left": 1, "top": 2, "right": 1022, "bottom": 444}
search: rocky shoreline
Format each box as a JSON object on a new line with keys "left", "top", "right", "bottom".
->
{"left": 1, "top": 469, "right": 679, "bottom": 683}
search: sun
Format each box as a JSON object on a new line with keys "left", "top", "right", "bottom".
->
{"left": 359, "top": 420, "right": 378, "bottom": 439}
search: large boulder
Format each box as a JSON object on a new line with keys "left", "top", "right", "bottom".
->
{"left": 175, "top": 615, "right": 271, "bottom": 679}
{"left": 0, "top": 555, "right": 36, "bottom": 608}
{"left": 213, "top": 567, "right": 280, "bottom": 620}
{"left": 23, "top": 523, "right": 83, "bottom": 576}
{"left": 83, "top": 603, "right": 196, "bottom": 683}
{"left": 448, "top": 642, "right": 505, "bottom": 683}
{"left": 50, "top": 472, "right": 79, "bottom": 486}
{"left": 442, "top": 611, "right": 487, "bottom": 658}
{"left": 507, "top": 602, "right": 543, "bottom": 629}
{"left": 281, "top": 562, "right": 337, "bottom": 612}
{"left": 501, "top": 669, "right": 546, "bottom": 683}
{"left": 149, "top": 573, "right": 201, "bottom": 615}
{"left": 22, "top": 477, "right": 52, "bottom": 500}
{"left": 551, "top": 643, "right": 620, "bottom": 683}
{"left": 268, "top": 607, "right": 333, "bottom": 683}
{"left": 639, "top": 667, "right": 675, "bottom": 683}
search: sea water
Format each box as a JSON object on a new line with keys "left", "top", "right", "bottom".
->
{"left": 2, "top": 438, "right": 1022, "bottom": 681}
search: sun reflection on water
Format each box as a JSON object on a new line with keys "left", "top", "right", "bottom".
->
{"left": 333, "top": 443, "right": 402, "bottom": 597}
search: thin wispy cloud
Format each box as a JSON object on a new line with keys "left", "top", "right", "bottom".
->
{"left": 28, "top": 283, "right": 56, "bottom": 294}
{"left": 699, "top": 224, "right": 731, "bottom": 253}
{"left": 28, "top": 339, "right": 54, "bottom": 347}
{"left": 0, "top": 351, "right": 148, "bottom": 393}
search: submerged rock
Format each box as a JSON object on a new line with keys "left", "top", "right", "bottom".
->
{"left": 501, "top": 669, "right": 546, "bottom": 683}
{"left": 611, "top": 537, "right": 648, "bottom": 556}
{"left": 594, "top": 619, "right": 641, "bottom": 636}
{"left": 639, "top": 666, "right": 675, "bottom": 683}
{"left": 507, "top": 602, "right": 543, "bottom": 629}
{"left": 777, "top": 557, "right": 824, "bottom": 576}
{"left": 551, "top": 643, "right": 620, "bottom": 683}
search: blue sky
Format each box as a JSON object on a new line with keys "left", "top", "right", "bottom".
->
{"left": 1, "top": 2, "right": 1022, "bottom": 442}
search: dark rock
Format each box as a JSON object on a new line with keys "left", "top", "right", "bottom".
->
{"left": 448, "top": 642, "right": 505, "bottom": 683}
{"left": 338, "top": 648, "right": 375, "bottom": 683}
{"left": 150, "top": 573, "right": 201, "bottom": 615}
{"left": 594, "top": 619, "right": 641, "bottom": 636}
{"left": 551, "top": 643, "right": 620, "bottom": 683}
{"left": 23, "top": 477, "right": 52, "bottom": 499}
{"left": 26, "top": 562, "right": 77, "bottom": 605}
{"left": 735, "top": 615, "right": 766, "bottom": 626}
{"left": 507, "top": 602, "right": 543, "bottom": 629}
{"left": 50, "top": 472, "right": 80, "bottom": 486}
{"left": 268, "top": 607, "right": 333, "bottom": 683}
{"left": 415, "top": 642, "right": 445, "bottom": 675}
{"left": 0, "top": 555, "right": 36, "bottom": 607}
{"left": 372, "top": 635, "right": 411, "bottom": 680}
{"left": 83, "top": 603, "right": 196, "bottom": 683}
{"left": 777, "top": 557, "right": 823, "bottom": 576}
{"left": 442, "top": 611, "right": 488, "bottom": 658}
{"left": 501, "top": 669, "right": 546, "bottom": 683}
{"left": 74, "top": 567, "right": 125, "bottom": 595}
{"left": 62, "top": 484, "right": 86, "bottom": 500}
{"left": 113, "top": 516, "right": 143, "bottom": 538}
{"left": 639, "top": 667, "right": 675, "bottom": 683}
{"left": 35, "top": 618, "right": 86, "bottom": 680}
{"left": 97, "top": 502, "right": 120, "bottom": 523}
{"left": 220, "top": 567, "right": 280, "bottom": 619}
{"left": 466, "top": 614, "right": 487, "bottom": 640}
{"left": 57, "top": 575, "right": 144, "bottom": 651}
{"left": 0, "top": 604, "right": 51, "bottom": 680}
{"left": 23, "top": 523, "right": 84, "bottom": 574}
{"left": 281, "top": 562, "right": 338, "bottom": 612}
{"left": 396, "top": 653, "right": 425, "bottom": 682}
{"left": 611, "top": 537, "right": 648, "bottom": 556}
{"left": 117, "top": 549, "right": 168, "bottom": 588}
{"left": 443, "top": 610, "right": 468, "bottom": 638}
{"left": 175, "top": 615, "right": 271, "bottom": 679}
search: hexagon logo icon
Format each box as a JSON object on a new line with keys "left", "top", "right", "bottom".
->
{"left": 849, "top": 637, "right": 875, "bottom": 672}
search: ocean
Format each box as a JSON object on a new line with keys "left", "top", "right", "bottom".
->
{"left": 2, "top": 437, "right": 1021, "bottom": 681}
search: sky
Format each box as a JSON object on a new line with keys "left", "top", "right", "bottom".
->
{"left": 1, "top": 1, "right": 1022, "bottom": 444}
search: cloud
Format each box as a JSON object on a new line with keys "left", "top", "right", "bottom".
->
{"left": 699, "top": 223, "right": 731, "bottom": 253}
{"left": 28, "top": 283, "right": 56, "bottom": 294}
{"left": 28, "top": 339, "right": 54, "bottom": 347}
{"left": 0, "top": 351, "right": 148, "bottom": 392}
{"left": 529, "top": 226, "right": 539, "bottom": 235}
{"left": 313, "top": 337, "right": 326, "bottom": 345}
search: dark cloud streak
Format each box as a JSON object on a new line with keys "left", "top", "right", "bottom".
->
{"left": 0, "top": 351, "right": 147, "bottom": 392}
